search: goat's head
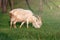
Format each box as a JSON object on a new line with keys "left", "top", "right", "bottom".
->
{"left": 33, "top": 16, "right": 42, "bottom": 28}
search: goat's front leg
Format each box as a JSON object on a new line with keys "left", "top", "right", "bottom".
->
{"left": 27, "top": 19, "right": 29, "bottom": 28}
{"left": 20, "top": 22, "right": 25, "bottom": 28}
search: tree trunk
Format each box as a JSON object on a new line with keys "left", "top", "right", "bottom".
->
{"left": 0, "top": 0, "right": 1, "bottom": 7}
{"left": 26, "top": 0, "right": 33, "bottom": 11}
{"left": 1, "top": 0, "right": 13, "bottom": 13}
{"left": 1, "top": 0, "right": 7, "bottom": 13}
{"left": 40, "top": 0, "right": 43, "bottom": 12}
{"left": 8, "top": 0, "right": 13, "bottom": 10}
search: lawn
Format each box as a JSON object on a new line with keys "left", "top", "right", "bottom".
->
{"left": 0, "top": 0, "right": 60, "bottom": 40}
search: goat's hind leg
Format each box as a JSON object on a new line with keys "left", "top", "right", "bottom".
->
{"left": 13, "top": 21, "right": 17, "bottom": 28}
{"left": 10, "top": 20, "right": 13, "bottom": 28}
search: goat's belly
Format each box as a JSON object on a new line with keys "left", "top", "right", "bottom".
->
{"left": 16, "top": 17, "right": 26, "bottom": 22}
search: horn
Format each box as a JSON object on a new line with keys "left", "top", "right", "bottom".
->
{"left": 36, "top": 15, "right": 40, "bottom": 19}
{"left": 35, "top": 15, "right": 41, "bottom": 20}
{"left": 37, "top": 15, "right": 41, "bottom": 20}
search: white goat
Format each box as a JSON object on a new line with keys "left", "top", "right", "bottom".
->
{"left": 9, "top": 8, "right": 42, "bottom": 28}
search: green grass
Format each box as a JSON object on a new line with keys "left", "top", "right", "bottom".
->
{"left": 0, "top": 0, "right": 60, "bottom": 40}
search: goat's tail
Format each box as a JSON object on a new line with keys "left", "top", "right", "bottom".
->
{"left": 9, "top": 13, "right": 13, "bottom": 18}
{"left": 9, "top": 10, "right": 15, "bottom": 18}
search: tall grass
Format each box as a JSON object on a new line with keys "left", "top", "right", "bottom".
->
{"left": 0, "top": 0, "right": 60, "bottom": 40}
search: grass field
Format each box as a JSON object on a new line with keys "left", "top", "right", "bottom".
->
{"left": 0, "top": 0, "right": 60, "bottom": 40}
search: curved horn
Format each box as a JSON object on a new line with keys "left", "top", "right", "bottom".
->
{"left": 37, "top": 15, "right": 42, "bottom": 20}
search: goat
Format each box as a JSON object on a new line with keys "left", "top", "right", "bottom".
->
{"left": 9, "top": 8, "right": 42, "bottom": 28}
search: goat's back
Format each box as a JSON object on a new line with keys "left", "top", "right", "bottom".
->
{"left": 9, "top": 8, "right": 33, "bottom": 16}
